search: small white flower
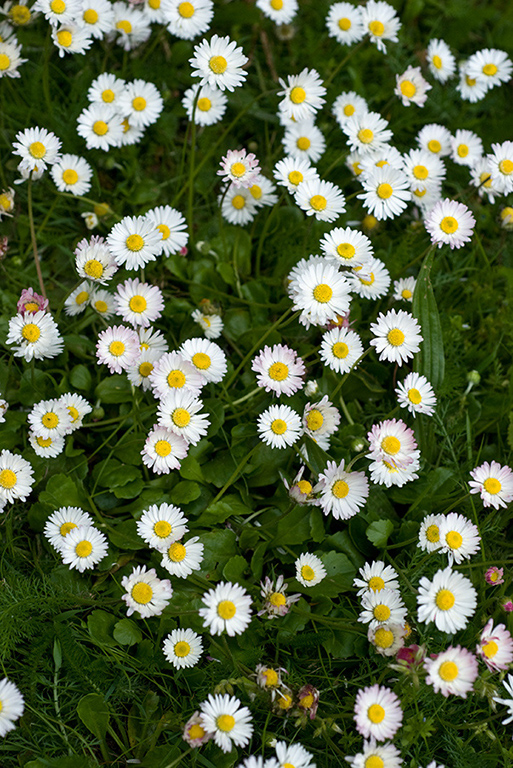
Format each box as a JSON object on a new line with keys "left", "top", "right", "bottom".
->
{"left": 191, "top": 309, "right": 224, "bottom": 339}
{"left": 76, "top": 103, "right": 125, "bottom": 151}
{"left": 424, "top": 645, "right": 478, "bottom": 698}
{"left": 28, "top": 398, "right": 73, "bottom": 440}
{"left": 353, "top": 561, "right": 400, "bottom": 597}
{"left": 465, "top": 48, "right": 513, "bottom": 90}
{"left": 319, "top": 326, "right": 364, "bottom": 374}
{"left": 424, "top": 198, "right": 476, "bottom": 249}
{"left": 257, "top": 404, "right": 302, "bottom": 449}
{"left": 96, "top": 324, "right": 140, "bottom": 374}
{"left": 358, "top": 588, "right": 407, "bottom": 629}
{"left": 116, "top": 78, "right": 164, "bottom": 128}
{"left": 182, "top": 83, "right": 227, "bottom": 126}
{"left": 353, "top": 684, "right": 403, "bottom": 741}
{"left": 0, "top": 679, "right": 24, "bottom": 738}
{"left": 218, "top": 148, "right": 260, "bottom": 188}
{"left": 314, "top": 458, "right": 368, "bottom": 520}
{"left": 121, "top": 565, "right": 173, "bottom": 618}
{"left": 149, "top": 351, "right": 204, "bottom": 399}
{"left": 326, "top": 3, "right": 364, "bottom": 45}
{"left": 416, "top": 123, "right": 452, "bottom": 157}
{"left": 44, "top": 506, "right": 94, "bottom": 551}
{"left": 295, "top": 552, "right": 326, "bottom": 587}
{"left": 361, "top": 0, "right": 401, "bottom": 52}
{"left": 357, "top": 165, "right": 411, "bottom": 221}
{"left": 450, "top": 129, "right": 483, "bottom": 167}
{"left": 165, "top": 0, "right": 214, "bottom": 41}
{"left": 189, "top": 33, "right": 248, "bottom": 92}
{"left": 115, "top": 278, "right": 164, "bottom": 328}
{"left": 469, "top": 461, "right": 513, "bottom": 510}
{"left": 295, "top": 178, "right": 346, "bottom": 222}
{"left": 0, "top": 450, "right": 34, "bottom": 505}
{"left": 417, "top": 566, "right": 477, "bottom": 634}
{"left": 349, "top": 257, "right": 391, "bottom": 300}
{"left": 427, "top": 38, "right": 456, "bottom": 83}
{"left": 51, "top": 23, "right": 93, "bottom": 57}
{"left": 199, "top": 581, "right": 252, "bottom": 636}
{"left": 417, "top": 513, "right": 444, "bottom": 553}
{"left": 163, "top": 628, "right": 203, "bottom": 668}
{"left": 342, "top": 111, "right": 393, "bottom": 155}
{"left": 393, "top": 276, "right": 416, "bottom": 303}
{"left": 107, "top": 214, "right": 162, "bottom": 270}
{"left": 278, "top": 68, "right": 326, "bottom": 122}
{"left": 160, "top": 536, "right": 204, "bottom": 577}
{"left": 395, "top": 65, "right": 432, "bottom": 107}
{"left": 395, "top": 372, "right": 436, "bottom": 416}
{"left": 60, "top": 525, "right": 108, "bottom": 572}
{"left": 282, "top": 118, "right": 326, "bottom": 163}
{"left": 12, "top": 126, "right": 61, "bottom": 173}
{"left": 179, "top": 337, "right": 227, "bottom": 384}
{"left": 220, "top": 184, "right": 258, "bottom": 225}
{"left": 256, "top": 0, "right": 297, "bottom": 24}
{"left": 199, "top": 693, "right": 253, "bottom": 753}
{"left": 112, "top": 2, "right": 151, "bottom": 51}
{"left": 251, "top": 344, "right": 305, "bottom": 396}
{"left": 75, "top": 235, "right": 118, "bottom": 285}
{"left": 370, "top": 310, "right": 422, "bottom": 366}
{"left": 157, "top": 389, "right": 210, "bottom": 446}
{"left": 273, "top": 155, "right": 319, "bottom": 193}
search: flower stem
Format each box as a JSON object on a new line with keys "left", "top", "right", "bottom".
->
{"left": 27, "top": 175, "right": 46, "bottom": 298}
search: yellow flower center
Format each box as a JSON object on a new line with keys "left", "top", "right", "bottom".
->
{"left": 426, "top": 524, "right": 440, "bottom": 542}
{"left": 154, "top": 440, "right": 171, "bottom": 457}
{"left": 197, "top": 97, "right": 211, "bottom": 111}
{"left": 313, "top": 283, "right": 333, "bottom": 303}
{"left": 9, "top": 4, "right": 31, "bottom": 23}
{"left": 139, "top": 362, "right": 153, "bottom": 377}
{"left": 465, "top": 75, "right": 476, "bottom": 86}
{"left": 290, "top": 86, "right": 306, "bottom": 104}
{"left": 373, "top": 604, "right": 391, "bottom": 621}
{"left": 482, "top": 63, "right": 498, "bottom": 76}
{"left": 172, "top": 408, "right": 191, "bottom": 428}
{"left": 116, "top": 19, "right": 132, "bottom": 33}
{"left": 217, "top": 600, "right": 236, "bottom": 619}
{"left": 368, "top": 19, "right": 384, "bottom": 36}
{"left": 0, "top": 54, "right": 11, "bottom": 70}
{"left": 174, "top": 640, "right": 190, "bottom": 657}
{"left": 432, "top": 55, "right": 442, "bottom": 69}
{"left": 480, "top": 172, "right": 492, "bottom": 188}
{"left": 60, "top": 522, "right": 77, "bottom": 536}
{"left": 269, "top": 591, "right": 286, "bottom": 607}
{"left": 363, "top": 213, "right": 378, "bottom": 228}
{"left": 132, "top": 96, "right": 146, "bottom": 112}
{"left": 400, "top": 80, "right": 416, "bottom": 98}
{"left": 0, "top": 469, "right": 17, "bottom": 489}
{"left": 297, "top": 480, "right": 312, "bottom": 494}
{"left": 445, "top": 530, "right": 463, "bottom": 550}
{"left": 367, "top": 703, "right": 385, "bottom": 723}
{"left": 209, "top": 55, "right": 227, "bottom": 74}
{"left": 192, "top": 352, "right": 210, "bottom": 370}
{"left": 270, "top": 0, "right": 283, "bottom": 7}
{"left": 268, "top": 362, "right": 289, "bottom": 381}
{"left": 368, "top": 576, "right": 385, "bottom": 591}
{"left": 271, "top": 418, "right": 287, "bottom": 435}
{"left": 332, "top": 341, "right": 349, "bottom": 358}
{"left": 100, "top": 89, "right": 115, "bottom": 104}
{"left": 60, "top": 169, "right": 79, "bottom": 187}
{"left": 358, "top": 128, "right": 374, "bottom": 144}
{"left": 230, "top": 162, "right": 246, "bottom": 178}
{"left": 343, "top": 103, "right": 355, "bottom": 116}
{"left": 440, "top": 216, "right": 458, "bottom": 234}
{"left": 483, "top": 477, "right": 501, "bottom": 494}
{"left": 167, "top": 370, "right": 186, "bottom": 388}
{"left": 50, "top": 0, "right": 65, "bottom": 11}
{"left": 306, "top": 409, "right": 324, "bottom": 431}
{"left": 374, "top": 628, "right": 394, "bottom": 649}
{"left": 435, "top": 589, "right": 455, "bottom": 610}
{"left": 109, "top": 341, "right": 125, "bottom": 357}
{"left": 29, "top": 141, "right": 46, "bottom": 159}
{"left": 75, "top": 290, "right": 89, "bottom": 305}
{"left": 413, "top": 164, "right": 428, "bottom": 180}
{"left": 438, "top": 660, "right": 458, "bottom": 681}
{"left": 402, "top": 289, "right": 412, "bottom": 299}
{"left": 149, "top": 0, "right": 160, "bottom": 7}
{"left": 427, "top": 139, "right": 441, "bottom": 153}
{"left": 457, "top": 144, "right": 469, "bottom": 158}
{"left": 216, "top": 714, "right": 235, "bottom": 732}
{"left": 23, "top": 302, "right": 39, "bottom": 312}
{"left": 93, "top": 120, "right": 109, "bottom": 136}
{"left": 299, "top": 693, "right": 314, "bottom": 708}
{"left": 337, "top": 242, "right": 356, "bottom": 259}
{"left": 387, "top": 328, "right": 405, "bottom": 346}
{"left": 263, "top": 669, "right": 279, "bottom": 686}
{"left": 381, "top": 436, "right": 401, "bottom": 455}
{"left": 94, "top": 300, "right": 108, "bottom": 313}
{"left": 188, "top": 723, "right": 205, "bottom": 739}
{"left": 129, "top": 295, "right": 147, "bottom": 313}
{"left": 301, "top": 565, "right": 315, "bottom": 581}
{"left": 42, "top": 412, "right": 59, "bottom": 429}
{"left": 75, "top": 540, "right": 93, "bottom": 558}
{"left": 499, "top": 159, "right": 513, "bottom": 175}
{"left": 131, "top": 582, "right": 153, "bottom": 604}
{"left": 365, "top": 756, "right": 384, "bottom": 768}
{"left": 408, "top": 387, "right": 421, "bottom": 404}
{"left": 278, "top": 693, "right": 293, "bottom": 709}
{"left": 310, "top": 194, "right": 327, "bottom": 211}
{"left": 332, "top": 479, "right": 349, "bottom": 498}
{"left": 154, "top": 520, "right": 172, "bottom": 537}
{"left": 178, "top": 0, "right": 194, "bottom": 16}
{"left": 83, "top": 8, "right": 99, "bottom": 23}
{"left": 126, "top": 234, "right": 144, "bottom": 251}
{"left": 230, "top": 193, "right": 247, "bottom": 211}
{"left": 482, "top": 640, "right": 498, "bottom": 658}
{"left": 377, "top": 183, "right": 393, "bottom": 199}
{"left": 69, "top": 406, "right": 80, "bottom": 423}
{"left": 168, "top": 542, "right": 186, "bottom": 562}
{"left": 249, "top": 185, "right": 262, "bottom": 200}
{"left": 84, "top": 259, "right": 104, "bottom": 278}
{"left": 22, "top": 323, "right": 41, "bottom": 342}
{"left": 296, "top": 136, "right": 311, "bottom": 151}
{"left": 57, "top": 30, "right": 72, "bottom": 47}
{"left": 338, "top": 17, "right": 351, "bottom": 30}
{"left": 288, "top": 170, "right": 303, "bottom": 185}
{"left": 36, "top": 436, "right": 53, "bottom": 447}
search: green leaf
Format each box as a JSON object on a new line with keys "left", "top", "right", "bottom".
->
{"left": 95, "top": 374, "right": 133, "bottom": 403}
{"left": 222, "top": 555, "right": 248, "bottom": 582}
{"left": 412, "top": 247, "right": 445, "bottom": 390}
{"left": 108, "top": 520, "right": 143, "bottom": 550}
{"left": 87, "top": 610, "right": 118, "bottom": 647}
{"left": 366, "top": 520, "right": 394, "bottom": 548}
{"left": 39, "top": 474, "right": 83, "bottom": 508}
{"left": 196, "top": 494, "right": 251, "bottom": 526}
{"left": 113, "top": 618, "right": 143, "bottom": 646}
{"left": 70, "top": 364, "right": 92, "bottom": 391}
{"left": 77, "top": 693, "right": 110, "bottom": 741}
{"left": 275, "top": 506, "right": 310, "bottom": 545}
{"left": 310, "top": 508, "right": 325, "bottom": 543}
{"left": 171, "top": 480, "right": 201, "bottom": 505}
{"left": 179, "top": 455, "right": 204, "bottom": 482}
{"left": 95, "top": 460, "right": 141, "bottom": 488}
{"left": 113, "top": 478, "right": 145, "bottom": 499}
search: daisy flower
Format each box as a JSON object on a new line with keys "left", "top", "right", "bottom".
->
{"left": 258, "top": 574, "right": 300, "bottom": 618}
{"left": 64, "top": 281, "right": 93, "bottom": 316}
{"left": 417, "top": 513, "right": 444, "bottom": 553}
{"left": 44, "top": 506, "right": 94, "bottom": 551}
{"left": 278, "top": 68, "right": 326, "bottom": 122}
{"left": 368, "top": 624, "right": 406, "bottom": 658}
{"left": 247, "top": 174, "right": 278, "bottom": 208}
{"left": 485, "top": 566, "right": 504, "bottom": 586}
{"left": 0, "top": 186, "right": 15, "bottom": 217}
{"left": 182, "top": 83, "right": 227, "bottom": 125}
{"left": 393, "top": 276, "right": 416, "bottom": 302}
{"left": 502, "top": 206, "right": 513, "bottom": 228}
{"left": 90, "top": 289, "right": 116, "bottom": 319}
{"left": 191, "top": 309, "right": 223, "bottom": 339}
{"left": 199, "top": 581, "right": 252, "bottom": 636}
{"left": 417, "top": 566, "right": 477, "bottom": 634}
{"left": 295, "top": 178, "right": 346, "bottom": 222}
{"left": 395, "top": 66, "right": 431, "bottom": 107}
{"left": 319, "top": 326, "right": 363, "bottom": 374}
{"left": 29, "top": 432, "right": 65, "bottom": 459}
{"left": 314, "top": 459, "right": 368, "bottom": 520}
{"left": 256, "top": 0, "right": 298, "bottom": 24}
{"left": 60, "top": 525, "right": 108, "bottom": 572}
{"left": 179, "top": 337, "right": 227, "bottom": 384}
{"left": 320, "top": 226, "right": 372, "bottom": 270}
{"left": 273, "top": 156, "right": 319, "bottom": 194}
{"left": 34, "top": 0, "right": 80, "bottom": 25}
{"left": 144, "top": 205, "right": 188, "bottom": 256}
{"left": 367, "top": 418, "right": 419, "bottom": 468}
{"left": 470, "top": 157, "right": 499, "bottom": 203}
{"left": 477, "top": 619, "right": 513, "bottom": 672}
{"left": 349, "top": 257, "right": 391, "bottom": 300}
{"left": 401, "top": 148, "right": 446, "bottom": 189}
{"left": 290, "top": 258, "right": 352, "bottom": 329}
{"left": 0, "top": 450, "right": 34, "bottom": 505}
{"left": 161, "top": 536, "right": 204, "bottom": 577}
{"left": 4, "top": 0, "right": 35, "bottom": 26}
{"left": 136, "top": 502, "right": 188, "bottom": 550}
{"left": 353, "top": 684, "right": 403, "bottom": 741}
{"left": 125, "top": 348, "right": 159, "bottom": 389}
{"left": 438, "top": 513, "right": 481, "bottom": 565}
{"left": 51, "top": 24, "right": 93, "bottom": 57}
{"left": 493, "top": 673, "right": 513, "bottom": 726}
{"left": 456, "top": 62, "right": 488, "bottom": 103}
{"left": 13, "top": 126, "right": 61, "bottom": 173}
{"left": 138, "top": 326, "right": 169, "bottom": 357}
{"left": 116, "top": 79, "right": 164, "bottom": 128}
{"left": 410, "top": 182, "right": 442, "bottom": 213}
{"left": 79, "top": 0, "right": 115, "bottom": 38}
{"left": 395, "top": 372, "right": 436, "bottom": 416}
{"left": 257, "top": 404, "right": 302, "bottom": 449}
{"left": 303, "top": 396, "right": 340, "bottom": 440}
{"left": 107, "top": 215, "right": 162, "bottom": 270}
{"left": 157, "top": 389, "right": 210, "bottom": 446}
{"left": 357, "top": 165, "right": 411, "bottom": 220}
{"left": 189, "top": 33, "right": 248, "bottom": 92}
{"left": 326, "top": 3, "right": 364, "bottom": 45}
{"left": 76, "top": 103, "right": 125, "bottom": 151}
{"left": 183, "top": 711, "right": 213, "bottom": 746}
{"left": 112, "top": 2, "right": 151, "bottom": 51}
{"left": 87, "top": 72, "right": 126, "bottom": 105}
{"left": 427, "top": 38, "right": 456, "bottom": 83}
{"left": 121, "top": 565, "right": 172, "bottom": 618}
{"left": 149, "top": 351, "right": 204, "bottom": 399}
{"left": 282, "top": 118, "right": 326, "bottom": 163}
{"left": 359, "top": 588, "right": 407, "bottom": 629}
{"left": 274, "top": 740, "right": 315, "bottom": 767}
{"left": 342, "top": 111, "right": 393, "bottom": 156}
{"left": 218, "top": 148, "right": 260, "bottom": 188}
{"left": 165, "top": 0, "right": 214, "bottom": 40}
{"left": 416, "top": 123, "right": 452, "bottom": 157}
{"left": 115, "top": 278, "right": 164, "bottom": 328}
{"left": 28, "top": 398, "right": 73, "bottom": 440}
{"left": 466, "top": 48, "right": 512, "bottom": 89}
{"left": 469, "top": 460, "right": 513, "bottom": 509}
{"left": 370, "top": 310, "right": 422, "bottom": 366}
{"left": 425, "top": 198, "right": 476, "bottom": 250}
{"left": 251, "top": 343, "right": 305, "bottom": 396}
{"left": 369, "top": 455, "right": 420, "bottom": 488}
{"left": 7, "top": 310, "right": 63, "bottom": 361}
{"left": 295, "top": 553, "right": 326, "bottom": 587}
{"left": 199, "top": 693, "right": 253, "bottom": 753}
{"left": 0, "top": 679, "right": 24, "bottom": 738}
{"left": 332, "top": 91, "right": 368, "bottom": 129}
{"left": 424, "top": 646, "right": 478, "bottom": 698}
{"left": 486, "top": 141, "right": 513, "bottom": 195}
{"left": 362, "top": 0, "right": 401, "bottom": 52}
{"left": 75, "top": 235, "right": 118, "bottom": 284}
{"left": 220, "top": 185, "right": 258, "bottom": 225}
{"left": 450, "top": 129, "right": 483, "bottom": 167}
{"left": 353, "top": 561, "right": 400, "bottom": 597}
{"left": 96, "top": 324, "right": 140, "bottom": 374}
{"left": 0, "top": 40, "right": 27, "bottom": 77}
{"left": 163, "top": 628, "right": 203, "bottom": 669}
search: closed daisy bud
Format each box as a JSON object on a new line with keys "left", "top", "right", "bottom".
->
{"left": 163, "top": 628, "right": 203, "bottom": 669}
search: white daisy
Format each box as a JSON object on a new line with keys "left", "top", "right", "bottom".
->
{"left": 96, "top": 324, "right": 140, "bottom": 374}
{"left": 346, "top": 737, "right": 403, "bottom": 767}
{"left": 416, "top": 123, "right": 452, "bottom": 157}
{"left": 33, "top": 0, "right": 80, "bottom": 25}
{"left": 0, "top": 450, "right": 34, "bottom": 505}
{"left": 290, "top": 258, "right": 352, "bottom": 329}
{"left": 87, "top": 72, "right": 126, "bottom": 105}
{"left": 199, "top": 693, "right": 253, "bottom": 753}
{"left": 247, "top": 174, "right": 278, "bottom": 208}
{"left": 29, "top": 432, "right": 65, "bottom": 458}
{"left": 282, "top": 118, "right": 326, "bottom": 163}
{"left": 465, "top": 48, "right": 512, "bottom": 89}
{"left": 477, "top": 619, "right": 513, "bottom": 672}
{"left": 358, "top": 588, "right": 407, "bottom": 629}
{"left": 218, "top": 148, "right": 260, "bottom": 189}
{"left": 138, "top": 326, "right": 169, "bottom": 356}
{"left": 0, "top": 40, "right": 27, "bottom": 77}
{"left": 7, "top": 310, "right": 63, "bottom": 362}
{"left": 117, "top": 79, "right": 164, "bottom": 128}
{"left": 273, "top": 156, "right": 319, "bottom": 194}
{"left": 320, "top": 226, "right": 372, "bottom": 270}
{"left": 76, "top": 103, "right": 125, "bottom": 151}
{"left": 189, "top": 33, "right": 248, "bottom": 92}
{"left": 64, "top": 281, "right": 93, "bottom": 316}
{"left": 12, "top": 126, "right": 61, "bottom": 173}
{"left": 469, "top": 460, "right": 513, "bottom": 510}
{"left": 353, "top": 561, "right": 400, "bottom": 597}
{"left": 28, "top": 398, "right": 73, "bottom": 440}
{"left": 126, "top": 348, "right": 161, "bottom": 390}
{"left": 295, "top": 552, "right": 326, "bottom": 587}
{"left": 456, "top": 62, "right": 488, "bottom": 103}
{"left": 0, "top": 679, "right": 24, "bottom": 738}
{"left": 199, "top": 581, "right": 252, "bottom": 636}
{"left": 220, "top": 184, "right": 258, "bottom": 225}
{"left": 44, "top": 506, "right": 94, "bottom": 551}
{"left": 112, "top": 2, "right": 151, "bottom": 51}
{"left": 141, "top": 426, "right": 189, "bottom": 474}
{"left": 438, "top": 513, "right": 481, "bottom": 565}
{"left": 450, "top": 129, "right": 483, "bottom": 167}
{"left": 165, "top": 0, "right": 213, "bottom": 40}
{"left": 74, "top": 235, "right": 118, "bottom": 285}
{"left": 368, "top": 623, "right": 405, "bottom": 658}
{"left": 90, "top": 288, "right": 116, "bottom": 318}
{"left": 353, "top": 684, "right": 403, "bottom": 741}
{"left": 417, "top": 513, "right": 444, "bottom": 553}
{"left": 160, "top": 535, "right": 204, "bottom": 577}
{"left": 137, "top": 502, "right": 188, "bottom": 550}
{"left": 179, "top": 337, "right": 227, "bottom": 384}
{"left": 157, "top": 389, "right": 210, "bottom": 446}
{"left": 357, "top": 165, "right": 411, "bottom": 220}
{"left": 51, "top": 24, "right": 93, "bottom": 57}
{"left": 395, "top": 372, "right": 436, "bottom": 416}
{"left": 349, "top": 257, "right": 391, "bottom": 300}
{"left": 278, "top": 68, "right": 326, "bottom": 122}
{"left": 251, "top": 343, "right": 305, "bottom": 396}
{"left": 401, "top": 148, "right": 446, "bottom": 189}
{"left": 303, "top": 396, "right": 340, "bottom": 440}
{"left": 256, "top": 0, "right": 297, "bottom": 24}
{"left": 470, "top": 157, "right": 500, "bottom": 203}
{"left": 295, "top": 178, "right": 346, "bottom": 222}
{"left": 115, "top": 278, "right": 164, "bottom": 328}
{"left": 60, "top": 525, "right": 108, "bottom": 572}
{"left": 50, "top": 153, "right": 92, "bottom": 196}
{"left": 145, "top": 205, "right": 188, "bottom": 257}
{"left": 326, "top": 3, "right": 364, "bottom": 45}
{"left": 79, "top": 0, "right": 115, "bottom": 39}
{"left": 314, "top": 459, "right": 369, "bottom": 520}
{"left": 366, "top": 418, "right": 419, "bottom": 469}
{"left": 191, "top": 309, "right": 224, "bottom": 339}
{"left": 163, "top": 628, "right": 203, "bottom": 668}
{"left": 121, "top": 565, "right": 173, "bottom": 618}
{"left": 486, "top": 141, "right": 513, "bottom": 195}
{"left": 361, "top": 0, "right": 401, "bottom": 52}
{"left": 368, "top": 454, "right": 420, "bottom": 487}
{"left": 118, "top": 117, "right": 145, "bottom": 146}
{"left": 395, "top": 65, "right": 432, "bottom": 107}
{"left": 107, "top": 215, "right": 162, "bottom": 270}
{"left": 182, "top": 83, "right": 227, "bottom": 126}
{"left": 257, "top": 404, "right": 302, "bottom": 449}
{"left": 417, "top": 566, "right": 477, "bottom": 634}
{"left": 424, "top": 198, "right": 476, "bottom": 249}
{"left": 149, "top": 351, "right": 204, "bottom": 399}
{"left": 319, "top": 326, "right": 364, "bottom": 374}
{"left": 424, "top": 645, "right": 478, "bottom": 698}
{"left": 274, "top": 741, "right": 315, "bottom": 768}
{"left": 342, "top": 111, "right": 393, "bottom": 156}
{"left": 370, "top": 310, "right": 422, "bottom": 366}
{"left": 392, "top": 276, "right": 416, "bottom": 303}
{"left": 182, "top": 711, "right": 213, "bottom": 746}
{"left": 426, "top": 38, "right": 456, "bottom": 83}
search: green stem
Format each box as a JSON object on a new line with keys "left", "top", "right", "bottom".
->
{"left": 210, "top": 444, "right": 259, "bottom": 504}
{"left": 255, "top": 191, "right": 286, "bottom": 277}
{"left": 27, "top": 175, "right": 46, "bottom": 297}
{"left": 187, "top": 87, "right": 201, "bottom": 243}
{"left": 231, "top": 386, "right": 261, "bottom": 407}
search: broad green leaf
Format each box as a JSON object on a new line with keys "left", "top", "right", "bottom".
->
{"left": 412, "top": 247, "right": 445, "bottom": 390}
{"left": 77, "top": 693, "right": 110, "bottom": 741}
{"left": 366, "top": 520, "right": 394, "bottom": 548}
{"left": 113, "top": 618, "right": 143, "bottom": 646}
{"left": 39, "top": 474, "right": 83, "bottom": 508}
{"left": 95, "top": 374, "right": 133, "bottom": 403}
{"left": 171, "top": 480, "right": 201, "bottom": 504}
{"left": 87, "top": 610, "right": 118, "bottom": 647}
{"left": 108, "top": 520, "right": 143, "bottom": 550}
{"left": 196, "top": 494, "right": 251, "bottom": 526}
{"left": 223, "top": 555, "right": 248, "bottom": 582}
{"left": 69, "top": 364, "right": 92, "bottom": 391}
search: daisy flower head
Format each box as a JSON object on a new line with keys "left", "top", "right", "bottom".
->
{"left": 314, "top": 459, "right": 369, "bottom": 520}
{"left": 401, "top": 148, "right": 446, "bottom": 189}
{"left": 7, "top": 310, "right": 63, "bottom": 361}
{"left": 164, "top": 0, "right": 214, "bottom": 40}
{"left": 470, "top": 157, "right": 499, "bottom": 204}
{"left": 0, "top": 398, "right": 8, "bottom": 423}
{"left": 191, "top": 308, "right": 223, "bottom": 339}
{"left": 477, "top": 618, "right": 513, "bottom": 672}
{"left": 179, "top": 337, "right": 227, "bottom": 384}
{"left": 29, "top": 432, "right": 65, "bottom": 458}
{"left": 163, "top": 628, "right": 203, "bottom": 669}
{"left": 199, "top": 581, "right": 252, "bottom": 636}
{"left": 76, "top": 103, "right": 125, "bottom": 151}
{"left": 60, "top": 525, "right": 108, "bottom": 572}
{"left": 51, "top": 23, "right": 93, "bottom": 57}
{"left": 417, "top": 513, "right": 444, "bottom": 553}
{"left": 346, "top": 737, "right": 402, "bottom": 767}
{"left": 427, "top": 38, "right": 456, "bottom": 83}
{"left": 274, "top": 156, "right": 319, "bottom": 194}
{"left": 87, "top": 72, "right": 126, "bottom": 105}
{"left": 137, "top": 502, "right": 188, "bottom": 550}
{"left": 157, "top": 389, "right": 210, "bottom": 446}
{"left": 357, "top": 165, "right": 411, "bottom": 220}
{"left": 303, "top": 396, "right": 340, "bottom": 440}
{"left": 295, "top": 178, "right": 346, "bottom": 222}
{"left": 424, "top": 646, "right": 478, "bottom": 698}
{"left": 349, "top": 257, "right": 391, "bottom": 300}
{"left": 44, "top": 506, "right": 94, "bottom": 551}
{"left": 50, "top": 153, "right": 92, "bottom": 197}
{"left": 326, "top": 2, "right": 364, "bottom": 45}
{"left": 0, "top": 450, "right": 34, "bottom": 505}
{"left": 255, "top": 664, "right": 284, "bottom": 694}
{"left": 189, "top": 33, "right": 248, "bottom": 92}
{"left": 247, "top": 174, "right": 278, "bottom": 208}
{"left": 161, "top": 535, "right": 204, "bottom": 577}
{"left": 358, "top": 145, "right": 404, "bottom": 177}
{"left": 0, "top": 186, "right": 15, "bottom": 218}
{"left": 487, "top": 141, "right": 513, "bottom": 195}
{"left": 342, "top": 111, "right": 393, "bottom": 156}
{"left": 282, "top": 118, "right": 326, "bottom": 163}
{"left": 13, "top": 126, "right": 61, "bottom": 173}
{"left": 183, "top": 710, "right": 213, "bottom": 747}
{"left": 149, "top": 351, "right": 204, "bottom": 400}
{"left": 278, "top": 68, "right": 326, "bottom": 122}
{"left": 319, "top": 326, "right": 363, "bottom": 375}
{"left": 112, "top": 1, "right": 151, "bottom": 50}
{"left": 416, "top": 123, "right": 452, "bottom": 157}
{"left": 456, "top": 62, "right": 489, "bottom": 103}
{"left": 257, "top": 404, "right": 302, "bottom": 449}
{"left": 220, "top": 184, "right": 258, "bottom": 225}
{"left": 369, "top": 454, "right": 420, "bottom": 488}
{"left": 485, "top": 566, "right": 504, "bottom": 586}
{"left": 395, "top": 66, "right": 431, "bottom": 107}
{"left": 145, "top": 205, "right": 188, "bottom": 257}
{"left": 438, "top": 513, "right": 481, "bottom": 565}
{"left": 320, "top": 226, "right": 372, "bottom": 270}
{"left": 258, "top": 574, "right": 300, "bottom": 618}
{"left": 370, "top": 310, "right": 422, "bottom": 366}
{"left": 494, "top": 674, "right": 513, "bottom": 726}
{"left": 393, "top": 276, "right": 416, "bottom": 303}
{"left": 4, "top": 0, "right": 36, "bottom": 26}
{"left": 107, "top": 215, "right": 162, "bottom": 270}
{"left": 353, "top": 560, "right": 400, "bottom": 597}
{"left": 450, "top": 129, "right": 483, "bottom": 167}
{"left": 182, "top": 83, "right": 227, "bottom": 126}
{"left": 353, "top": 684, "right": 403, "bottom": 741}
{"left": 199, "top": 693, "right": 253, "bottom": 753}
{"left": 64, "top": 281, "right": 93, "bottom": 316}
{"left": 290, "top": 258, "right": 352, "bottom": 329}
{"left": 79, "top": 0, "right": 115, "bottom": 38}
{"left": 469, "top": 460, "right": 513, "bottom": 509}
{"left": 116, "top": 78, "right": 164, "bottom": 128}
{"left": 0, "top": 40, "right": 27, "bottom": 77}
{"left": 256, "top": 0, "right": 298, "bottom": 25}
{"left": 118, "top": 117, "right": 145, "bottom": 146}
{"left": 367, "top": 418, "right": 419, "bottom": 468}
{"left": 274, "top": 740, "right": 315, "bottom": 767}
{"left": 96, "top": 324, "right": 140, "bottom": 374}
{"left": 33, "top": 0, "right": 80, "bottom": 26}
{"left": 425, "top": 198, "right": 476, "bottom": 250}
{"left": 332, "top": 90, "right": 368, "bottom": 128}
{"left": 295, "top": 552, "right": 326, "bottom": 587}
{"left": 396, "top": 372, "right": 436, "bottom": 416}
{"left": 121, "top": 565, "right": 172, "bottom": 618}
{"left": 141, "top": 425, "right": 189, "bottom": 474}
{"left": 252, "top": 343, "right": 305, "bottom": 396}
{"left": 359, "top": 588, "right": 407, "bottom": 629}
{"left": 115, "top": 278, "right": 164, "bottom": 328}
{"left": 218, "top": 148, "right": 260, "bottom": 188}
{"left": 0, "top": 679, "right": 24, "bottom": 738}
{"left": 466, "top": 48, "right": 513, "bottom": 90}
{"left": 502, "top": 207, "right": 513, "bottom": 230}
{"left": 74, "top": 235, "right": 118, "bottom": 285}
{"left": 361, "top": 0, "right": 401, "bottom": 52}
{"left": 90, "top": 288, "right": 116, "bottom": 319}
{"left": 368, "top": 624, "right": 406, "bottom": 658}
{"left": 417, "top": 566, "right": 477, "bottom": 634}
{"left": 28, "top": 398, "right": 73, "bottom": 440}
